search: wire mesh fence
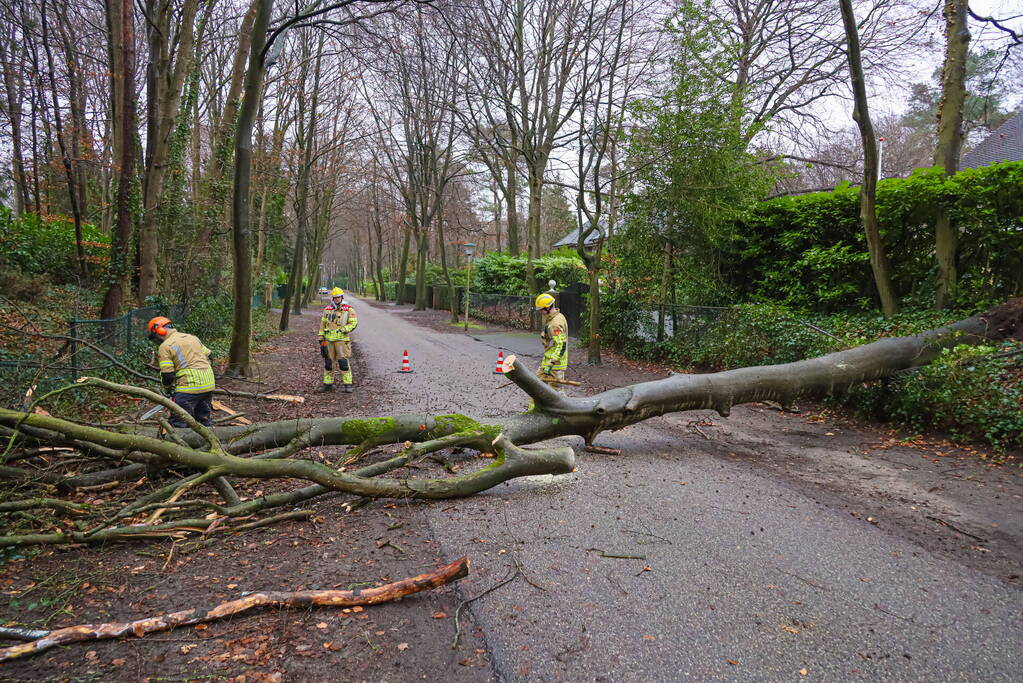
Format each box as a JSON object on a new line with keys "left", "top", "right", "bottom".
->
{"left": 66, "top": 304, "right": 186, "bottom": 378}
{"left": 0, "top": 303, "right": 187, "bottom": 395}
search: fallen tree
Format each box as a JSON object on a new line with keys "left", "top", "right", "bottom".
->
{"left": 0, "top": 299, "right": 1019, "bottom": 547}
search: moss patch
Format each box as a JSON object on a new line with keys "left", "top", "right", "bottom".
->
{"left": 431, "top": 414, "right": 480, "bottom": 438}
{"left": 340, "top": 416, "right": 397, "bottom": 443}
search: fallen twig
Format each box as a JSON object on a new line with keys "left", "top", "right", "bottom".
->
{"left": 452, "top": 566, "right": 518, "bottom": 649}
{"left": 926, "top": 515, "right": 986, "bottom": 542}
{"left": 0, "top": 556, "right": 469, "bottom": 662}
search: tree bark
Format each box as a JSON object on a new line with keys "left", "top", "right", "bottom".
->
{"left": 99, "top": 0, "right": 137, "bottom": 318}
{"left": 932, "top": 0, "right": 970, "bottom": 310}
{"left": 280, "top": 33, "right": 323, "bottom": 329}
{"left": 0, "top": 38, "right": 30, "bottom": 215}
{"left": 138, "top": 0, "right": 200, "bottom": 301}
{"left": 39, "top": 0, "right": 87, "bottom": 279}
{"left": 839, "top": 0, "right": 898, "bottom": 318}
{"left": 227, "top": 0, "right": 272, "bottom": 376}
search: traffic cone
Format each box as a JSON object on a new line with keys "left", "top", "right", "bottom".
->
{"left": 398, "top": 349, "right": 412, "bottom": 373}
{"left": 493, "top": 350, "right": 505, "bottom": 374}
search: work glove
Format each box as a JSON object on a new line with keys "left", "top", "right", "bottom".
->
{"left": 319, "top": 340, "right": 328, "bottom": 359}
{"left": 162, "top": 385, "right": 175, "bottom": 398}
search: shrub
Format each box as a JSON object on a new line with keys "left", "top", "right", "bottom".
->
{"left": 833, "top": 342, "right": 1023, "bottom": 453}
{"left": 0, "top": 209, "right": 111, "bottom": 281}
{"left": 472, "top": 250, "right": 587, "bottom": 295}
{"left": 0, "top": 260, "right": 48, "bottom": 301}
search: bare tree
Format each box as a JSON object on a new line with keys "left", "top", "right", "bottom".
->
{"left": 99, "top": 0, "right": 137, "bottom": 318}
{"left": 839, "top": 0, "right": 898, "bottom": 317}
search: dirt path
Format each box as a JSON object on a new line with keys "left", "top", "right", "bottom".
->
{"left": 0, "top": 302, "right": 489, "bottom": 683}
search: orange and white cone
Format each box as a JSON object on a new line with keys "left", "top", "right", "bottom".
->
{"left": 493, "top": 350, "right": 505, "bottom": 373}
{"left": 399, "top": 349, "right": 412, "bottom": 373}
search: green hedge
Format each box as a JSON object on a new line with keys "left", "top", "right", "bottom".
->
{"left": 0, "top": 209, "right": 111, "bottom": 280}
{"left": 727, "top": 162, "right": 1023, "bottom": 311}
{"left": 471, "top": 249, "right": 587, "bottom": 295}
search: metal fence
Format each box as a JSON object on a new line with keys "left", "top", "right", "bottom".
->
{"left": 469, "top": 292, "right": 539, "bottom": 331}
{"left": 628, "top": 304, "right": 727, "bottom": 343}
{"left": 67, "top": 303, "right": 186, "bottom": 378}
{"left": 0, "top": 303, "right": 187, "bottom": 389}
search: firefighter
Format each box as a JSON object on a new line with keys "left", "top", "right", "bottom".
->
{"left": 535, "top": 292, "right": 568, "bottom": 391}
{"left": 147, "top": 316, "right": 215, "bottom": 427}
{"left": 318, "top": 287, "right": 358, "bottom": 392}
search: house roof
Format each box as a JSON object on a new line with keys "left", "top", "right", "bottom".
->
{"left": 960, "top": 111, "right": 1023, "bottom": 170}
{"left": 551, "top": 219, "right": 607, "bottom": 250}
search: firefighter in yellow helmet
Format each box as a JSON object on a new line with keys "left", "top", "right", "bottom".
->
{"left": 535, "top": 292, "right": 568, "bottom": 391}
{"left": 318, "top": 287, "right": 358, "bottom": 392}
{"left": 147, "top": 316, "right": 216, "bottom": 426}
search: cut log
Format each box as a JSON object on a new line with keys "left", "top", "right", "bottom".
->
{"left": 212, "top": 400, "right": 252, "bottom": 424}
{"left": 0, "top": 556, "right": 469, "bottom": 661}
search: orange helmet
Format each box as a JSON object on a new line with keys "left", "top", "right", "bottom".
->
{"left": 147, "top": 316, "right": 173, "bottom": 339}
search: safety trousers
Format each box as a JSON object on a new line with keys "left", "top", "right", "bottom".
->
{"left": 322, "top": 340, "right": 353, "bottom": 385}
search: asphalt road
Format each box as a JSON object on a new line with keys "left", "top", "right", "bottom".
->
{"left": 349, "top": 295, "right": 1023, "bottom": 681}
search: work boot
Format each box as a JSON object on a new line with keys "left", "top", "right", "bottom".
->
{"left": 342, "top": 384, "right": 353, "bottom": 394}
{"left": 318, "top": 383, "right": 334, "bottom": 393}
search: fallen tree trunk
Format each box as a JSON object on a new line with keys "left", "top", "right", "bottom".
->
{"left": 0, "top": 556, "right": 469, "bottom": 662}
{"left": 0, "top": 300, "right": 1018, "bottom": 546}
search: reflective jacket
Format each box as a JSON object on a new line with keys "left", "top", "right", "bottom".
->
{"left": 540, "top": 309, "right": 568, "bottom": 372}
{"left": 319, "top": 302, "right": 358, "bottom": 341}
{"left": 158, "top": 330, "right": 215, "bottom": 394}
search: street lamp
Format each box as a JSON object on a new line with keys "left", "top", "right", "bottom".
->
{"left": 463, "top": 243, "right": 476, "bottom": 331}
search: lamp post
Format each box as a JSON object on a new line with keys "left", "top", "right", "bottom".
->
{"left": 463, "top": 242, "right": 475, "bottom": 331}
{"left": 877, "top": 136, "right": 885, "bottom": 184}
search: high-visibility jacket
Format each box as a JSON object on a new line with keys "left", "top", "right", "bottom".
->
{"left": 540, "top": 309, "right": 568, "bottom": 372}
{"left": 157, "top": 330, "right": 215, "bottom": 394}
{"left": 319, "top": 302, "right": 358, "bottom": 341}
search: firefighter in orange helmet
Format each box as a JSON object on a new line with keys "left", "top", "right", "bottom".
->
{"left": 147, "top": 316, "right": 215, "bottom": 426}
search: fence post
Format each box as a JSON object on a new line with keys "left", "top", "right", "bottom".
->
{"left": 68, "top": 320, "right": 79, "bottom": 380}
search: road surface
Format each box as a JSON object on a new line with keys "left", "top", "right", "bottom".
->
{"left": 346, "top": 295, "right": 1023, "bottom": 681}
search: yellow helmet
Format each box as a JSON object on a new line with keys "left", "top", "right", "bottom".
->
{"left": 535, "top": 293, "right": 556, "bottom": 310}
{"left": 330, "top": 287, "right": 345, "bottom": 298}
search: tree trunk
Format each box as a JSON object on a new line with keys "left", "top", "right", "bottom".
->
{"left": 188, "top": 0, "right": 257, "bottom": 289}
{"left": 525, "top": 171, "right": 543, "bottom": 294}
{"left": 932, "top": 0, "right": 970, "bottom": 310}
{"left": 39, "top": 0, "right": 87, "bottom": 279}
{"left": 839, "top": 0, "right": 898, "bottom": 318}
{"left": 0, "top": 39, "right": 30, "bottom": 215}
{"left": 414, "top": 230, "right": 428, "bottom": 310}
{"left": 227, "top": 0, "right": 272, "bottom": 377}
{"left": 99, "top": 0, "right": 136, "bottom": 319}
{"left": 506, "top": 151, "right": 519, "bottom": 256}
{"left": 587, "top": 263, "right": 602, "bottom": 364}
{"left": 373, "top": 200, "right": 386, "bottom": 300}
{"left": 138, "top": 0, "right": 200, "bottom": 301}
{"left": 396, "top": 221, "right": 411, "bottom": 303}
